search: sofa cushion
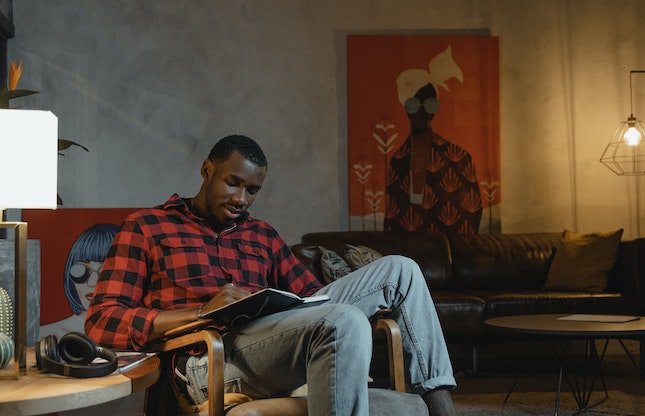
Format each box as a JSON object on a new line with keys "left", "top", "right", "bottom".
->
{"left": 542, "top": 229, "right": 623, "bottom": 292}
{"left": 344, "top": 244, "right": 383, "bottom": 269}
{"left": 432, "top": 292, "right": 487, "bottom": 342}
{"left": 299, "top": 231, "right": 454, "bottom": 289}
{"left": 448, "top": 233, "right": 561, "bottom": 290}
{"left": 319, "top": 246, "right": 352, "bottom": 284}
{"left": 477, "top": 290, "right": 625, "bottom": 318}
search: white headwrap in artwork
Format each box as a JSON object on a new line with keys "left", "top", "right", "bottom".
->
{"left": 396, "top": 46, "right": 464, "bottom": 105}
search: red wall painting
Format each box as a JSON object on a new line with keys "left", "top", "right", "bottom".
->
{"left": 22, "top": 208, "right": 138, "bottom": 338}
{"left": 347, "top": 35, "right": 500, "bottom": 234}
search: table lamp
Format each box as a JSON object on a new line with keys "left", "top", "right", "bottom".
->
{"left": 0, "top": 108, "right": 57, "bottom": 378}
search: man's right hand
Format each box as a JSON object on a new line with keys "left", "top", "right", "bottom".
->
{"left": 150, "top": 284, "right": 252, "bottom": 341}
{"left": 199, "top": 284, "right": 252, "bottom": 318}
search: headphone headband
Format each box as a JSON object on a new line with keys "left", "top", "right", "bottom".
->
{"left": 36, "top": 332, "right": 118, "bottom": 378}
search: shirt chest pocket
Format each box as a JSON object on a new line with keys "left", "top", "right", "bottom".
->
{"left": 157, "top": 236, "right": 211, "bottom": 282}
{"left": 222, "top": 243, "right": 270, "bottom": 289}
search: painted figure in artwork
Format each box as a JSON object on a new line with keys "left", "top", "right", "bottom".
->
{"left": 39, "top": 223, "right": 119, "bottom": 338}
{"left": 384, "top": 47, "right": 482, "bottom": 234}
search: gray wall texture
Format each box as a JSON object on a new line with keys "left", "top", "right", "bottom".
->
{"left": 0, "top": 240, "right": 40, "bottom": 346}
{"left": 8, "top": 0, "right": 645, "bottom": 244}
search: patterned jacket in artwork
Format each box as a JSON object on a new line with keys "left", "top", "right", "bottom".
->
{"left": 384, "top": 132, "right": 482, "bottom": 234}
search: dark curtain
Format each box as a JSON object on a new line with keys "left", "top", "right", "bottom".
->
{"left": 0, "top": 0, "right": 14, "bottom": 86}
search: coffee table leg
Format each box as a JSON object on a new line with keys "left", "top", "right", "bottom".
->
{"left": 555, "top": 362, "right": 564, "bottom": 416}
{"left": 556, "top": 338, "right": 609, "bottom": 414}
{"left": 618, "top": 338, "right": 645, "bottom": 379}
{"left": 503, "top": 361, "right": 525, "bottom": 405}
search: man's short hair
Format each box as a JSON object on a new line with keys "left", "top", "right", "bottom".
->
{"left": 208, "top": 135, "right": 268, "bottom": 168}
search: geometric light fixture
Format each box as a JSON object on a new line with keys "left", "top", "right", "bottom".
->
{"left": 600, "top": 70, "right": 645, "bottom": 176}
{"left": 0, "top": 108, "right": 58, "bottom": 378}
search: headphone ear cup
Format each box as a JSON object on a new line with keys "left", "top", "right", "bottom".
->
{"left": 36, "top": 334, "right": 60, "bottom": 371}
{"left": 58, "top": 332, "right": 97, "bottom": 366}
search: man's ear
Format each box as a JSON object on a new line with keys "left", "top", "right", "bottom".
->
{"left": 201, "top": 160, "right": 213, "bottom": 179}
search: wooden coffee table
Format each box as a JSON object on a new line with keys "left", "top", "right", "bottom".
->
{"left": 485, "top": 313, "right": 645, "bottom": 415}
{"left": 0, "top": 348, "right": 161, "bottom": 416}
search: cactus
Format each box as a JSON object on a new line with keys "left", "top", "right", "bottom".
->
{"left": 0, "top": 288, "right": 13, "bottom": 339}
{"left": 0, "top": 333, "right": 13, "bottom": 368}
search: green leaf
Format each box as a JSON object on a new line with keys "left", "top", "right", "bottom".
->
{"left": 5, "top": 89, "right": 39, "bottom": 99}
{"left": 58, "top": 138, "right": 89, "bottom": 152}
{"left": 0, "top": 87, "right": 40, "bottom": 108}
{"left": 0, "top": 89, "right": 39, "bottom": 100}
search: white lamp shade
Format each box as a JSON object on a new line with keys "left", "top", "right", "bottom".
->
{"left": 0, "top": 109, "right": 58, "bottom": 209}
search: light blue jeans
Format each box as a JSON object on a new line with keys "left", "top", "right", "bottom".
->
{"left": 221, "top": 255, "right": 456, "bottom": 416}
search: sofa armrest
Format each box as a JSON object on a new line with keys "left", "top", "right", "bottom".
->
{"left": 613, "top": 238, "right": 645, "bottom": 305}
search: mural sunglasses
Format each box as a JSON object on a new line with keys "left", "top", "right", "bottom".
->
{"left": 69, "top": 261, "right": 102, "bottom": 284}
{"left": 404, "top": 97, "right": 439, "bottom": 114}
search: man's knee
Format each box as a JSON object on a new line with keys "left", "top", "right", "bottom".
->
{"left": 320, "top": 303, "right": 372, "bottom": 340}
{"left": 311, "top": 304, "right": 372, "bottom": 363}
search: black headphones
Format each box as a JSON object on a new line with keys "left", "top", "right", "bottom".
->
{"left": 36, "top": 332, "right": 118, "bottom": 378}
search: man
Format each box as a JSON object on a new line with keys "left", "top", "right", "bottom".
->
{"left": 85, "top": 134, "right": 457, "bottom": 416}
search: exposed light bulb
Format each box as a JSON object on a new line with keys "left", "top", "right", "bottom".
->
{"left": 623, "top": 125, "right": 642, "bottom": 146}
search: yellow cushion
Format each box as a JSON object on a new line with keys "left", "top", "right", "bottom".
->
{"left": 542, "top": 229, "right": 623, "bottom": 292}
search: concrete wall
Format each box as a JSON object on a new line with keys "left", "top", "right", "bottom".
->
{"left": 8, "top": 0, "right": 645, "bottom": 244}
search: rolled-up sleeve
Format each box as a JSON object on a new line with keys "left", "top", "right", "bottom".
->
{"left": 85, "top": 219, "right": 160, "bottom": 350}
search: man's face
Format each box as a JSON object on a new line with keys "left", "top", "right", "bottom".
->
{"left": 201, "top": 151, "right": 267, "bottom": 230}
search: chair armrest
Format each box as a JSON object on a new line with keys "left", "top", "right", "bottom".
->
{"left": 148, "top": 326, "right": 225, "bottom": 416}
{"left": 372, "top": 317, "right": 405, "bottom": 392}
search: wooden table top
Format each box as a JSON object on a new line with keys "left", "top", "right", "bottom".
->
{"left": 0, "top": 348, "right": 160, "bottom": 416}
{"left": 485, "top": 313, "right": 645, "bottom": 337}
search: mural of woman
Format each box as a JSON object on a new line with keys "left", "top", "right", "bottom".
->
{"left": 39, "top": 223, "right": 119, "bottom": 339}
{"left": 384, "top": 46, "right": 482, "bottom": 234}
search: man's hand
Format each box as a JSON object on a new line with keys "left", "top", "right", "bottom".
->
{"left": 199, "top": 284, "right": 252, "bottom": 317}
{"left": 150, "top": 284, "right": 252, "bottom": 341}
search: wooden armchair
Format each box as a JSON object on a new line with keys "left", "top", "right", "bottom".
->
{"left": 144, "top": 316, "right": 406, "bottom": 416}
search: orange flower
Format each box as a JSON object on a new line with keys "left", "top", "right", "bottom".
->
{"left": 8, "top": 61, "right": 23, "bottom": 91}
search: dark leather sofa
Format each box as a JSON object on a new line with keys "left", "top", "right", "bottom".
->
{"left": 291, "top": 231, "right": 645, "bottom": 374}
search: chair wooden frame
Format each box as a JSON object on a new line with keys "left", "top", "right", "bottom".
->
{"left": 145, "top": 316, "right": 405, "bottom": 416}
{"left": 373, "top": 318, "right": 405, "bottom": 392}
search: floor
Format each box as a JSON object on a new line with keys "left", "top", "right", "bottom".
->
{"left": 57, "top": 339, "right": 644, "bottom": 415}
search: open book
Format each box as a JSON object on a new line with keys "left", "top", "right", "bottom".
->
{"left": 200, "top": 288, "right": 330, "bottom": 328}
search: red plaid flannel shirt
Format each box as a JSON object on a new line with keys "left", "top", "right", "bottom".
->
{"left": 85, "top": 194, "right": 322, "bottom": 350}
